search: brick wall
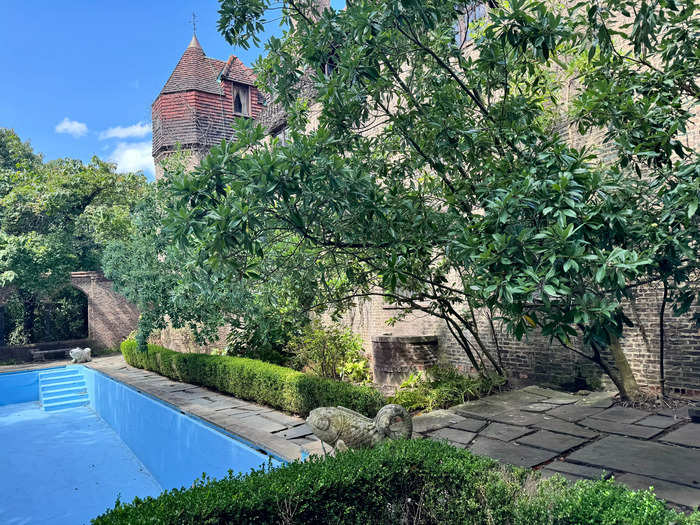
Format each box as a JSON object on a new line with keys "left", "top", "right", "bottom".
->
{"left": 69, "top": 272, "right": 139, "bottom": 350}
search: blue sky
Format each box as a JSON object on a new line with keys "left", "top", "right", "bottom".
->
{"left": 0, "top": 1, "right": 342, "bottom": 179}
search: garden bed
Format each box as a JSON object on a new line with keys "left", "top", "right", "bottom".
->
{"left": 120, "top": 340, "right": 384, "bottom": 417}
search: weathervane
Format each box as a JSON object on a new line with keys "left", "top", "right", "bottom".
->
{"left": 190, "top": 12, "right": 198, "bottom": 35}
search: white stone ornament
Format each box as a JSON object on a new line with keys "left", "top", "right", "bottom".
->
{"left": 69, "top": 347, "right": 92, "bottom": 363}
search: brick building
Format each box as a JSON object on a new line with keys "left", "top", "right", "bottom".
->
{"left": 152, "top": 18, "right": 700, "bottom": 397}
{"left": 152, "top": 34, "right": 265, "bottom": 180}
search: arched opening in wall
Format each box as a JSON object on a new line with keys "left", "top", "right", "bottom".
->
{"left": 0, "top": 286, "right": 88, "bottom": 346}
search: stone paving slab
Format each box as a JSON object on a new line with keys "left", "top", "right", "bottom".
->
{"left": 259, "top": 411, "right": 306, "bottom": 428}
{"left": 614, "top": 473, "right": 700, "bottom": 509}
{"left": 233, "top": 414, "right": 288, "bottom": 433}
{"left": 544, "top": 460, "right": 610, "bottom": 479}
{"left": 532, "top": 417, "right": 600, "bottom": 439}
{"left": 448, "top": 417, "right": 487, "bottom": 432}
{"left": 490, "top": 410, "right": 546, "bottom": 427}
{"left": 469, "top": 437, "right": 559, "bottom": 468}
{"left": 547, "top": 404, "right": 606, "bottom": 422}
{"left": 660, "top": 424, "right": 700, "bottom": 448}
{"left": 636, "top": 415, "right": 677, "bottom": 429}
{"left": 568, "top": 435, "right": 700, "bottom": 487}
{"left": 412, "top": 410, "right": 466, "bottom": 434}
{"left": 428, "top": 428, "right": 477, "bottom": 446}
{"left": 481, "top": 422, "right": 533, "bottom": 442}
{"left": 574, "top": 392, "right": 616, "bottom": 408}
{"left": 578, "top": 417, "right": 663, "bottom": 439}
{"left": 590, "top": 406, "right": 649, "bottom": 424}
{"left": 522, "top": 402, "right": 558, "bottom": 413}
{"left": 517, "top": 430, "right": 589, "bottom": 453}
{"left": 282, "top": 424, "right": 314, "bottom": 440}
{"left": 451, "top": 401, "right": 509, "bottom": 419}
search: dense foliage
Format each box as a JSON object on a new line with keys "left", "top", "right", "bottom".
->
{"left": 288, "top": 320, "right": 370, "bottom": 382}
{"left": 102, "top": 165, "right": 314, "bottom": 360}
{"left": 163, "top": 0, "right": 700, "bottom": 399}
{"left": 94, "top": 439, "right": 698, "bottom": 525}
{"left": 0, "top": 128, "right": 147, "bottom": 344}
{"left": 391, "top": 366, "right": 505, "bottom": 412}
{"left": 0, "top": 287, "right": 87, "bottom": 345}
{"left": 120, "top": 339, "right": 384, "bottom": 416}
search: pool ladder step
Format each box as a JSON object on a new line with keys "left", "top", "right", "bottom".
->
{"left": 38, "top": 368, "right": 89, "bottom": 411}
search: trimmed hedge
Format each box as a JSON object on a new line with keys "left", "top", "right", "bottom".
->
{"left": 120, "top": 340, "right": 384, "bottom": 417}
{"left": 93, "top": 439, "right": 699, "bottom": 525}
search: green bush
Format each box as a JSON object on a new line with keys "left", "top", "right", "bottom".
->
{"left": 391, "top": 366, "right": 506, "bottom": 412}
{"left": 288, "top": 320, "right": 371, "bottom": 383}
{"left": 120, "top": 339, "right": 384, "bottom": 417}
{"left": 93, "top": 439, "right": 698, "bottom": 525}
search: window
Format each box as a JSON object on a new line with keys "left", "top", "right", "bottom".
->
{"left": 455, "top": 3, "right": 488, "bottom": 47}
{"left": 232, "top": 85, "right": 250, "bottom": 116}
{"left": 272, "top": 125, "right": 288, "bottom": 146}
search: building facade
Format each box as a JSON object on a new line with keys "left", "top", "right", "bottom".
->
{"left": 152, "top": 17, "right": 700, "bottom": 396}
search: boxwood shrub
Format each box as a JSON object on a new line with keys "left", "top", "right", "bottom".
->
{"left": 120, "top": 339, "right": 384, "bottom": 417}
{"left": 93, "top": 439, "right": 698, "bottom": 525}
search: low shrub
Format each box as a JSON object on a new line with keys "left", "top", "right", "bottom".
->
{"left": 120, "top": 339, "right": 384, "bottom": 417}
{"left": 93, "top": 439, "right": 698, "bottom": 525}
{"left": 288, "top": 321, "right": 371, "bottom": 383}
{"left": 391, "top": 366, "right": 506, "bottom": 412}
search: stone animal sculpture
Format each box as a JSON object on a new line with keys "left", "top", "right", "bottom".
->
{"left": 69, "top": 347, "right": 91, "bottom": 363}
{"left": 306, "top": 404, "right": 412, "bottom": 452}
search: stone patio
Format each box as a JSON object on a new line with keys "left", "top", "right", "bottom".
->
{"left": 3, "top": 356, "right": 698, "bottom": 509}
{"left": 413, "top": 385, "right": 700, "bottom": 509}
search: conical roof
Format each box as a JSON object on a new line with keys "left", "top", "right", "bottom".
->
{"left": 159, "top": 35, "right": 224, "bottom": 96}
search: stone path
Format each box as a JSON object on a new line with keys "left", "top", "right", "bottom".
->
{"left": 412, "top": 385, "right": 700, "bottom": 509}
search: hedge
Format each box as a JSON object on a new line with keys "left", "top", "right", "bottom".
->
{"left": 93, "top": 439, "right": 699, "bottom": 525}
{"left": 120, "top": 340, "right": 384, "bottom": 417}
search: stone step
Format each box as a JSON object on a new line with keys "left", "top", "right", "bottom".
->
{"left": 41, "top": 386, "right": 87, "bottom": 400}
{"left": 40, "top": 378, "right": 86, "bottom": 392}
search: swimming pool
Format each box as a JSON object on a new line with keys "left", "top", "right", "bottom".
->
{"left": 0, "top": 365, "right": 283, "bottom": 525}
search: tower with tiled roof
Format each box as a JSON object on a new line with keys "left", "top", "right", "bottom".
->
{"left": 152, "top": 34, "right": 264, "bottom": 179}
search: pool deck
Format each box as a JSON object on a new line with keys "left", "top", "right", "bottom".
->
{"left": 3, "top": 356, "right": 698, "bottom": 510}
{"left": 1, "top": 355, "right": 323, "bottom": 462}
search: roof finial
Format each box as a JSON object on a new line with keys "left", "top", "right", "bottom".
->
{"left": 187, "top": 12, "right": 202, "bottom": 49}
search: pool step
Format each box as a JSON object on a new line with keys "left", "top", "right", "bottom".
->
{"left": 38, "top": 368, "right": 89, "bottom": 411}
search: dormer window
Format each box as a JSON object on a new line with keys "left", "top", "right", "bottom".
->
{"left": 232, "top": 85, "right": 250, "bottom": 116}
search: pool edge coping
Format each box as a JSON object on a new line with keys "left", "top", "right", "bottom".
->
{"left": 83, "top": 362, "right": 306, "bottom": 463}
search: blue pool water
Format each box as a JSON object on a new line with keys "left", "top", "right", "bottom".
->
{"left": 0, "top": 366, "right": 283, "bottom": 525}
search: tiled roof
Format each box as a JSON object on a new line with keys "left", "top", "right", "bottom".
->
{"left": 159, "top": 35, "right": 256, "bottom": 96}
{"left": 220, "top": 56, "right": 257, "bottom": 85}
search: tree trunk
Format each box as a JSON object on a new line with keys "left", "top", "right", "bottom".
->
{"left": 608, "top": 336, "right": 640, "bottom": 400}
{"left": 18, "top": 289, "right": 36, "bottom": 343}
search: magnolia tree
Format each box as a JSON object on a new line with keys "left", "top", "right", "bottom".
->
{"left": 165, "top": 0, "right": 700, "bottom": 399}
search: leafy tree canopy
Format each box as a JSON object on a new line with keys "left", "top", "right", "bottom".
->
{"left": 165, "top": 0, "right": 698, "bottom": 399}
{"left": 0, "top": 129, "right": 148, "bottom": 345}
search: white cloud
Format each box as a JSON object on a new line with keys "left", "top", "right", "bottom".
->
{"left": 99, "top": 122, "right": 151, "bottom": 140}
{"left": 109, "top": 141, "right": 154, "bottom": 176}
{"left": 55, "top": 117, "right": 88, "bottom": 138}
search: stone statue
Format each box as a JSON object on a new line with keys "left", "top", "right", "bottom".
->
{"left": 69, "top": 347, "right": 91, "bottom": 363}
{"left": 306, "top": 404, "right": 412, "bottom": 452}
